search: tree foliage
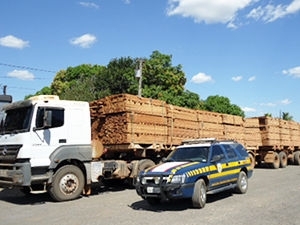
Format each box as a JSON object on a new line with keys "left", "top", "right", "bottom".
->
{"left": 29, "top": 50, "right": 245, "bottom": 116}
{"left": 282, "top": 112, "right": 293, "bottom": 121}
{"left": 203, "top": 95, "right": 245, "bottom": 117}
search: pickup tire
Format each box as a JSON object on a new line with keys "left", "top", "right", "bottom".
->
{"left": 235, "top": 171, "right": 248, "bottom": 194}
{"left": 48, "top": 165, "right": 85, "bottom": 202}
{"left": 192, "top": 179, "right": 207, "bottom": 208}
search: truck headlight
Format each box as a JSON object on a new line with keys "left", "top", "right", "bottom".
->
{"left": 171, "top": 174, "right": 186, "bottom": 184}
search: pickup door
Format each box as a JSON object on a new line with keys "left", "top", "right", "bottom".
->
{"left": 208, "top": 145, "right": 239, "bottom": 190}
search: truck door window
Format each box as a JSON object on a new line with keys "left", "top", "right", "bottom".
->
{"left": 36, "top": 107, "right": 64, "bottom": 129}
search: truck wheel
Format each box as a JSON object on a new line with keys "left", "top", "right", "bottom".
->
{"left": 294, "top": 151, "right": 300, "bottom": 165}
{"left": 48, "top": 165, "right": 85, "bottom": 202}
{"left": 248, "top": 153, "right": 255, "bottom": 170}
{"left": 235, "top": 171, "right": 248, "bottom": 194}
{"left": 138, "top": 159, "right": 155, "bottom": 172}
{"left": 192, "top": 179, "right": 206, "bottom": 208}
{"left": 279, "top": 151, "right": 287, "bottom": 168}
{"left": 270, "top": 152, "right": 280, "bottom": 169}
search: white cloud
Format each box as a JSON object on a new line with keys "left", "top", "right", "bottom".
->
{"left": 0, "top": 35, "right": 29, "bottom": 49}
{"left": 282, "top": 66, "right": 300, "bottom": 78}
{"left": 70, "top": 33, "right": 97, "bottom": 48}
{"left": 281, "top": 98, "right": 292, "bottom": 105}
{"left": 260, "top": 102, "right": 276, "bottom": 107}
{"left": 7, "top": 70, "right": 34, "bottom": 80}
{"left": 167, "top": 0, "right": 300, "bottom": 28}
{"left": 167, "top": 0, "right": 254, "bottom": 28}
{"left": 248, "top": 76, "right": 256, "bottom": 81}
{"left": 191, "top": 72, "right": 213, "bottom": 84}
{"left": 242, "top": 107, "right": 256, "bottom": 112}
{"left": 232, "top": 76, "right": 242, "bottom": 81}
{"left": 247, "top": 0, "right": 300, "bottom": 22}
{"left": 79, "top": 2, "right": 99, "bottom": 9}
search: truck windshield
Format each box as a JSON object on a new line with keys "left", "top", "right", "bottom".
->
{"left": 0, "top": 105, "right": 33, "bottom": 134}
{"left": 166, "top": 146, "right": 209, "bottom": 162}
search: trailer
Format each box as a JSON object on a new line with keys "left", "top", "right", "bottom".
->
{"left": 0, "top": 93, "right": 299, "bottom": 201}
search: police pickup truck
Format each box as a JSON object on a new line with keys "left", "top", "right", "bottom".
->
{"left": 135, "top": 138, "right": 253, "bottom": 208}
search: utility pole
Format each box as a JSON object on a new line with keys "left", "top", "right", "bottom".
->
{"left": 135, "top": 59, "right": 144, "bottom": 97}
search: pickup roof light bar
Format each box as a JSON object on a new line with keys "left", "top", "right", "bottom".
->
{"left": 182, "top": 138, "right": 236, "bottom": 145}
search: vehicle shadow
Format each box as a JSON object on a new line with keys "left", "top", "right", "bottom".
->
{"left": 0, "top": 188, "right": 52, "bottom": 205}
{"left": 129, "top": 190, "right": 233, "bottom": 212}
{"left": 0, "top": 181, "right": 130, "bottom": 205}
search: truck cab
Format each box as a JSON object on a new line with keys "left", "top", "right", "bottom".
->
{"left": 0, "top": 95, "right": 96, "bottom": 201}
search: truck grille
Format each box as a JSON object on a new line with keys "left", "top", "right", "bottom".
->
{"left": 0, "top": 145, "right": 22, "bottom": 163}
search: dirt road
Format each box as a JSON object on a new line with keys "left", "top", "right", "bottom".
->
{"left": 1, "top": 166, "right": 300, "bottom": 225}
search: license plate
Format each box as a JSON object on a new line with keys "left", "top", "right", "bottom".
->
{"left": 146, "top": 187, "right": 160, "bottom": 193}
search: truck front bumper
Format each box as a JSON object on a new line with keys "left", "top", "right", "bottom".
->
{"left": 0, "top": 161, "right": 31, "bottom": 187}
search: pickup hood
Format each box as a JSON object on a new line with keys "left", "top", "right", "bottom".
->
{"left": 146, "top": 161, "right": 199, "bottom": 174}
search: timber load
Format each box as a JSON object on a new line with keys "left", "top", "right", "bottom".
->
{"left": 89, "top": 94, "right": 300, "bottom": 158}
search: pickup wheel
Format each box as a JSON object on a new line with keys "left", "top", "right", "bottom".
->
{"left": 192, "top": 179, "right": 207, "bottom": 208}
{"left": 48, "top": 165, "right": 85, "bottom": 202}
{"left": 235, "top": 171, "right": 248, "bottom": 194}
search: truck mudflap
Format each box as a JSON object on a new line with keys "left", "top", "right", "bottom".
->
{"left": 0, "top": 161, "right": 31, "bottom": 187}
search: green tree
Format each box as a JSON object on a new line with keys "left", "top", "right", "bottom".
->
{"left": 203, "top": 95, "right": 245, "bottom": 117}
{"left": 50, "top": 64, "right": 106, "bottom": 100}
{"left": 142, "top": 50, "right": 186, "bottom": 99}
{"left": 281, "top": 112, "right": 293, "bottom": 121}
{"left": 264, "top": 113, "right": 272, "bottom": 117}
{"left": 105, "top": 57, "right": 138, "bottom": 95}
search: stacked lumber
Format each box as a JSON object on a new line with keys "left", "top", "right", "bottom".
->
{"left": 89, "top": 94, "right": 300, "bottom": 154}
{"left": 243, "top": 117, "right": 262, "bottom": 148}
{"left": 89, "top": 94, "right": 247, "bottom": 151}
{"left": 90, "top": 94, "right": 168, "bottom": 146}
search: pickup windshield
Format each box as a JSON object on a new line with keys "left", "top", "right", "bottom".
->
{"left": 166, "top": 146, "right": 210, "bottom": 162}
{"left": 0, "top": 105, "right": 33, "bottom": 134}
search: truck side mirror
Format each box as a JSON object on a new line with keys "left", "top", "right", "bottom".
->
{"left": 44, "top": 110, "right": 52, "bottom": 128}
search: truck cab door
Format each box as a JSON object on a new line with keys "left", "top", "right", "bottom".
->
{"left": 30, "top": 107, "right": 66, "bottom": 167}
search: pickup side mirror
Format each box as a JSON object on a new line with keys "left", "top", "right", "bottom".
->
{"left": 211, "top": 154, "right": 224, "bottom": 163}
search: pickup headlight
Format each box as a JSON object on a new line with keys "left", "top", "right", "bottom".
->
{"left": 171, "top": 174, "right": 186, "bottom": 184}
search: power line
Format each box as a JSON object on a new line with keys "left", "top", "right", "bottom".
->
{"left": 0, "top": 62, "right": 57, "bottom": 73}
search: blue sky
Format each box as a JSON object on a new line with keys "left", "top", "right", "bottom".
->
{"left": 0, "top": 0, "right": 300, "bottom": 121}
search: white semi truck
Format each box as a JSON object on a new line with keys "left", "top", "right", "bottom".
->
{"left": 0, "top": 95, "right": 105, "bottom": 201}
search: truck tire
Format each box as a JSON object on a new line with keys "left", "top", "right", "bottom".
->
{"left": 235, "top": 171, "right": 248, "bottom": 194}
{"left": 192, "top": 179, "right": 207, "bottom": 208}
{"left": 248, "top": 153, "right": 255, "bottom": 170}
{"left": 138, "top": 159, "right": 155, "bottom": 173}
{"left": 294, "top": 151, "right": 300, "bottom": 165}
{"left": 279, "top": 151, "right": 287, "bottom": 168}
{"left": 48, "top": 165, "right": 85, "bottom": 202}
{"left": 270, "top": 152, "right": 280, "bottom": 169}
